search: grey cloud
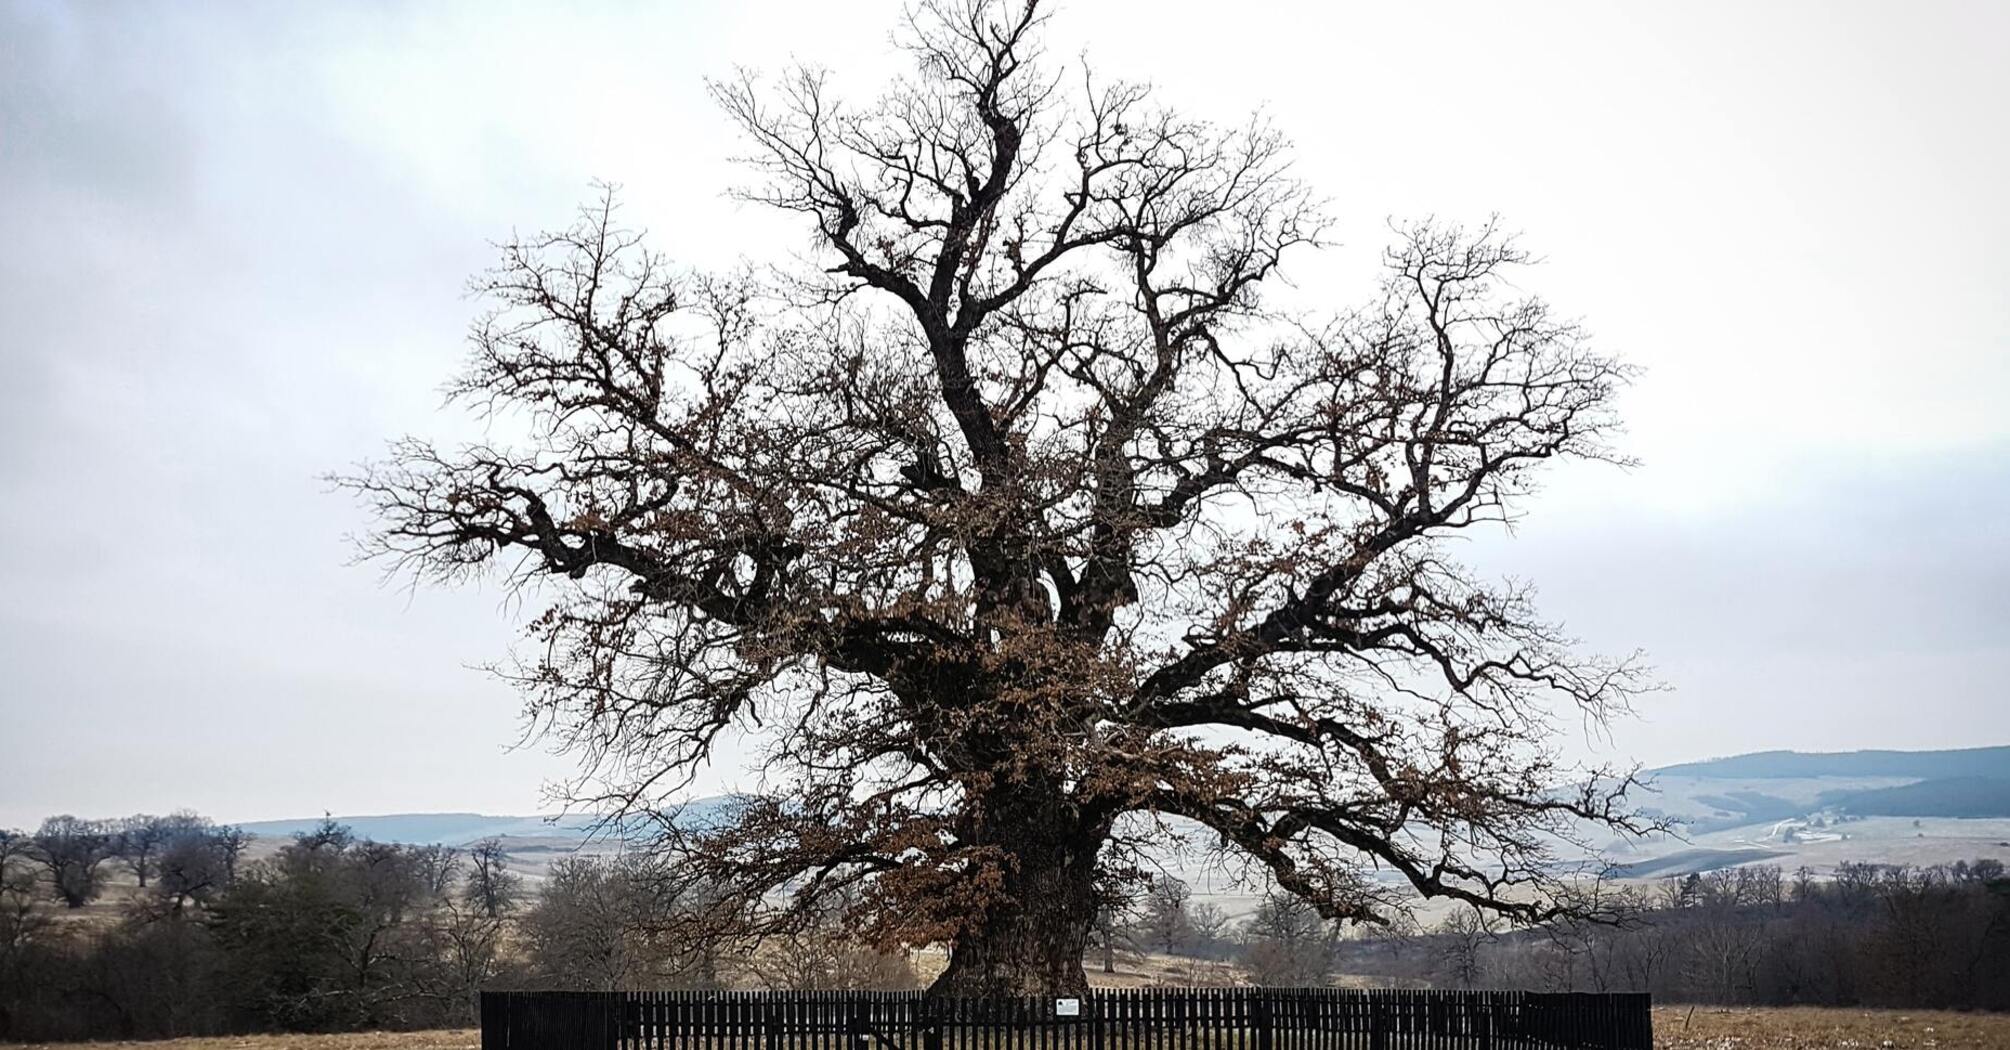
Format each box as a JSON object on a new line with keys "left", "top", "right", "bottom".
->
{"left": 1465, "top": 449, "right": 2010, "bottom": 766}
{"left": 1, "top": 0, "right": 2005, "bottom": 827}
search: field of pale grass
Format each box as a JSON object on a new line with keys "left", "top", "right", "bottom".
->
{"left": 1651, "top": 1005, "right": 2010, "bottom": 1048}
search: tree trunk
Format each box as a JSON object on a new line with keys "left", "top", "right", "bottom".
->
{"left": 929, "top": 791, "right": 1103, "bottom": 997}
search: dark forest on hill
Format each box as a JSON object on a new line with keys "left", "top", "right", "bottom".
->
{"left": 1338, "top": 862, "right": 2010, "bottom": 1012}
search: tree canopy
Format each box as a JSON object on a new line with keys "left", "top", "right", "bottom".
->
{"left": 342, "top": 0, "right": 1653, "bottom": 994}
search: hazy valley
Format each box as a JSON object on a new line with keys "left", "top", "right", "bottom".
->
{"left": 218, "top": 744, "right": 2010, "bottom": 916}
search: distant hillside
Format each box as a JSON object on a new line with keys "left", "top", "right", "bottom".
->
{"left": 1819, "top": 777, "right": 2010, "bottom": 819}
{"left": 225, "top": 747, "right": 2010, "bottom": 886}
{"left": 238, "top": 798, "right": 734, "bottom": 846}
{"left": 1633, "top": 747, "right": 2010, "bottom": 830}
{"left": 1613, "top": 847, "right": 1790, "bottom": 879}
{"left": 1651, "top": 746, "right": 2010, "bottom": 781}
{"left": 238, "top": 813, "right": 596, "bottom": 845}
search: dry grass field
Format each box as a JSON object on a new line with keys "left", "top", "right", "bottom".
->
{"left": 12, "top": 1009, "right": 2010, "bottom": 1050}
{"left": 1651, "top": 1006, "right": 2010, "bottom": 1048}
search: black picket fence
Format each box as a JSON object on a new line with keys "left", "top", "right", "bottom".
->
{"left": 479, "top": 988, "right": 1653, "bottom": 1050}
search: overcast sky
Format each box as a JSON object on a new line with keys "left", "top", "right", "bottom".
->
{"left": 2, "top": 0, "right": 2006, "bottom": 829}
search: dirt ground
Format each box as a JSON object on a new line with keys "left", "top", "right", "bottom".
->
{"left": 1652, "top": 1005, "right": 2010, "bottom": 1049}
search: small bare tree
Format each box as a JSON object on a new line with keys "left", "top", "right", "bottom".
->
{"left": 520, "top": 855, "right": 720, "bottom": 991}
{"left": 463, "top": 839, "right": 520, "bottom": 919}
{"left": 1135, "top": 875, "right": 1194, "bottom": 955}
{"left": 154, "top": 839, "right": 222, "bottom": 915}
{"left": 31, "top": 816, "right": 114, "bottom": 909}
{"left": 1367, "top": 909, "right": 1423, "bottom": 968}
{"left": 1088, "top": 900, "right": 1143, "bottom": 975}
{"left": 431, "top": 891, "right": 510, "bottom": 1013}
{"left": 1186, "top": 901, "right": 1234, "bottom": 960}
{"left": 1685, "top": 916, "right": 1764, "bottom": 1004}
{"left": 114, "top": 815, "right": 170, "bottom": 889}
{"left": 413, "top": 845, "right": 462, "bottom": 899}
{"left": 1434, "top": 905, "right": 1500, "bottom": 990}
{"left": 214, "top": 824, "right": 250, "bottom": 883}
{"left": 0, "top": 828, "right": 51, "bottom": 978}
{"left": 1244, "top": 891, "right": 1336, "bottom": 986}
{"left": 747, "top": 888, "right": 920, "bottom": 991}
{"left": 1533, "top": 873, "right": 1640, "bottom": 991}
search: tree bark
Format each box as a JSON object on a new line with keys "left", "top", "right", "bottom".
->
{"left": 929, "top": 792, "right": 1103, "bottom": 997}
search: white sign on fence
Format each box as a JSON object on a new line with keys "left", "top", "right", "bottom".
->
{"left": 1054, "top": 998, "right": 1081, "bottom": 1017}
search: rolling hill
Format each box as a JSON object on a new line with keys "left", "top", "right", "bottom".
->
{"left": 1651, "top": 746, "right": 2010, "bottom": 782}
{"left": 237, "top": 797, "right": 737, "bottom": 849}
{"left": 228, "top": 746, "right": 2010, "bottom": 889}
{"left": 1636, "top": 746, "right": 2010, "bottom": 828}
{"left": 237, "top": 812, "right": 600, "bottom": 845}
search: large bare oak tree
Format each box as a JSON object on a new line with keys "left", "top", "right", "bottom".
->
{"left": 342, "top": 0, "right": 1652, "bottom": 995}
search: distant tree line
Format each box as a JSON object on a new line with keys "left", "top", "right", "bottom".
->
{"left": 1083, "top": 860, "right": 2010, "bottom": 1012}
{"left": 1334, "top": 861, "right": 2010, "bottom": 1011}
{"left": 0, "top": 813, "right": 914, "bottom": 1042}
{"left": 1091, "top": 874, "right": 1366, "bottom": 987}
{"left": 0, "top": 813, "right": 249, "bottom": 912}
{"left": 8, "top": 807, "right": 2004, "bottom": 1040}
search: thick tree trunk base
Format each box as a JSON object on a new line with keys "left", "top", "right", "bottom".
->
{"left": 929, "top": 929, "right": 1094, "bottom": 997}
{"left": 928, "top": 804, "right": 1101, "bottom": 998}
